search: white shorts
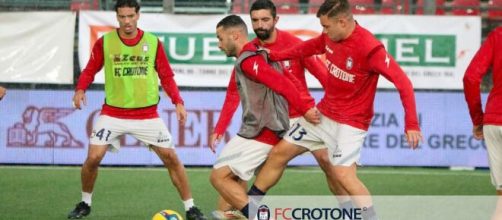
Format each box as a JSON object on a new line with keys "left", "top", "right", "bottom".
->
{"left": 290, "top": 117, "right": 326, "bottom": 152}
{"left": 483, "top": 125, "right": 502, "bottom": 190}
{"left": 90, "top": 115, "right": 173, "bottom": 152}
{"left": 283, "top": 115, "right": 367, "bottom": 166}
{"left": 213, "top": 136, "right": 272, "bottom": 181}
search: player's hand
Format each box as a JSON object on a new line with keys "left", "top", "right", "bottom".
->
{"left": 175, "top": 103, "right": 187, "bottom": 126}
{"left": 0, "top": 86, "right": 6, "bottom": 100}
{"left": 72, "top": 89, "right": 86, "bottom": 110}
{"left": 472, "top": 125, "right": 484, "bottom": 140}
{"left": 303, "top": 107, "right": 321, "bottom": 124}
{"left": 209, "top": 133, "right": 223, "bottom": 153}
{"left": 405, "top": 130, "right": 423, "bottom": 149}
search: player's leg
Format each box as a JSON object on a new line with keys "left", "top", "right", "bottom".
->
{"left": 482, "top": 125, "right": 502, "bottom": 220}
{"left": 211, "top": 136, "right": 271, "bottom": 214}
{"left": 311, "top": 148, "right": 354, "bottom": 210}
{"left": 133, "top": 118, "right": 206, "bottom": 220}
{"left": 212, "top": 181, "right": 247, "bottom": 220}
{"left": 324, "top": 122, "right": 376, "bottom": 220}
{"left": 210, "top": 167, "right": 249, "bottom": 213}
{"left": 251, "top": 139, "right": 307, "bottom": 192}
{"left": 68, "top": 115, "right": 123, "bottom": 219}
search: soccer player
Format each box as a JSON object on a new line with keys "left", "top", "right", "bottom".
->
{"left": 67, "top": 1, "right": 206, "bottom": 219}
{"left": 0, "top": 86, "right": 6, "bottom": 100}
{"left": 211, "top": 1, "right": 351, "bottom": 219}
{"left": 209, "top": 14, "right": 320, "bottom": 220}
{"left": 463, "top": 27, "right": 502, "bottom": 219}
{"left": 238, "top": 0, "right": 423, "bottom": 219}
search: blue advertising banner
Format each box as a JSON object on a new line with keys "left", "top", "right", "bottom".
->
{"left": 0, "top": 90, "right": 488, "bottom": 167}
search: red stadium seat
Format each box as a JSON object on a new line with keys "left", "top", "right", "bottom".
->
{"left": 308, "top": 0, "right": 324, "bottom": 13}
{"left": 450, "top": 0, "right": 480, "bottom": 15}
{"left": 488, "top": 0, "right": 502, "bottom": 19}
{"left": 350, "top": 0, "right": 376, "bottom": 14}
{"left": 70, "top": 0, "right": 98, "bottom": 11}
{"left": 415, "top": 0, "right": 446, "bottom": 15}
{"left": 233, "top": 0, "right": 300, "bottom": 14}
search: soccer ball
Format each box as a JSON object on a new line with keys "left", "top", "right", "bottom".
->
{"left": 152, "top": 209, "right": 184, "bottom": 220}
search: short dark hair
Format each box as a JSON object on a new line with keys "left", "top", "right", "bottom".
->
{"left": 250, "top": 0, "right": 277, "bottom": 18}
{"left": 115, "top": 0, "right": 140, "bottom": 13}
{"left": 316, "top": 0, "right": 351, "bottom": 18}
{"left": 216, "top": 15, "right": 248, "bottom": 35}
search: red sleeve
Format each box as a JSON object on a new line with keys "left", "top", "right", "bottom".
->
{"left": 463, "top": 33, "right": 494, "bottom": 126}
{"left": 240, "top": 55, "right": 313, "bottom": 114}
{"left": 369, "top": 47, "right": 420, "bottom": 132}
{"left": 270, "top": 34, "right": 326, "bottom": 62}
{"left": 156, "top": 40, "right": 184, "bottom": 105}
{"left": 301, "top": 55, "right": 328, "bottom": 89}
{"left": 214, "top": 70, "right": 240, "bottom": 135}
{"left": 76, "top": 38, "right": 104, "bottom": 91}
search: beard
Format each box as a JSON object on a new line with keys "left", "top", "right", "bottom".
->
{"left": 254, "top": 28, "right": 272, "bottom": 41}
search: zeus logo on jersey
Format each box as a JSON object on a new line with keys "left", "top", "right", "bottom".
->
{"left": 326, "top": 60, "right": 355, "bottom": 83}
{"left": 253, "top": 61, "right": 259, "bottom": 75}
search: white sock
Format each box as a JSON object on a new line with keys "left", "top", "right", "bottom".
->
{"left": 82, "top": 192, "right": 92, "bottom": 206}
{"left": 183, "top": 198, "right": 194, "bottom": 211}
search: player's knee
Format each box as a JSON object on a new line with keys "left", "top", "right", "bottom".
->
{"left": 333, "top": 168, "right": 356, "bottom": 184}
{"left": 85, "top": 154, "right": 103, "bottom": 167}
{"left": 160, "top": 149, "right": 181, "bottom": 167}
{"left": 267, "top": 148, "right": 290, "bottom": 166}
{"left": 209, "top": 170, "right": 223, "bottom": 187}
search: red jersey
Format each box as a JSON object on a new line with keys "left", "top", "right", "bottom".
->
{"left": 464, "top": 27, "right": 502, "bottom": 126}
{"left": 251, "top": 29, "right": 328, "bottom": 117}
{"left": 270, "top": 24, "right": 420, "bottom": 132}
{"left": 214, "top": 43, "right": 313, "bottom": 145}
{"left": 76, "top": 29, "right": 183, "bottom": 119}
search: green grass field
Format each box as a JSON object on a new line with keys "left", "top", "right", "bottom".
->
{"left": 0, "top": 166, "right": 494, "bottom": 219}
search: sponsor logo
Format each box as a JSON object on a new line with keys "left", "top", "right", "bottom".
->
{"left": 7, "top": 106, "right": 84, "bottom": 148}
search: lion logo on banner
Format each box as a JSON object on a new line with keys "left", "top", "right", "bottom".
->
{"left": 7, "top": 106, "right": 84, "bottom": 148}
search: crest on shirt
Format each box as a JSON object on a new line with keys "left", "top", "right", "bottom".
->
{"left": 142, "top": 43, "right": 149, "bottom": 52}
{"left": 282, "top": 60, "right": 291, "bottom": 69}
{"left": 346, "top": 57, "right": 353, "bottom": 70}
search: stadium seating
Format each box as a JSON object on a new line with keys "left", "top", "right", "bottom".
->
{"left": 415, "top": 0, "right": 446, "bottom": 15}
{"left": 232, "top": 0, "right": 300, "bottom": 14}
{"left": 70, "top": 0, "right": 99, "bottom": 11}
{"left": 382, "top": 0, "right": 412, "bottom": 14}
{"left": 450, "top": 0, "right": 480, "bottom": 15}
{"left": 487, "top": 0, "right": 502, "bottom": 19}
{"left": 350, "top": 0, "right": 376, "bottom": 14}
{"left": 308, "top": 0, "right": 323, "bottom": 13}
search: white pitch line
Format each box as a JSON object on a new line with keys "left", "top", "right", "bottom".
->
{"left": 0, "top": 165, "right": 490, "bottom": 176}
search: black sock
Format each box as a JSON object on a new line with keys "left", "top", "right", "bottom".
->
{"left": 361, "top": 206, "right": 378, "bottom": 220}
{"left": 240, "top": 204, "right": 249, "bottom": 218}
{"left": 248, "top": 184, "right": 266, "bottom": 196}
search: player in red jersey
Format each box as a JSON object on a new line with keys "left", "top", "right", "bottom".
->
{"left": 210, "top": 1, "right": 351, "bottom": 219}
{"left": 67, "top": 1, "right": 206, "bottom": 219}
{"left": 208, "top": 14, "right": 320, "bottom": 220}
{"left": 237, "top": 0, "right": 423, "bottom": 219}
{"left": 463, "top": 27, "right": 502, "bottom": 219}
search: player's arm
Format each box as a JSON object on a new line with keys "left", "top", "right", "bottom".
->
{"left": 369, "top": 46, "right": 422, "bottom": 148}
{"left": 156, "top": 41, "right": 187, "bottom": 125}
{"left": 241, "top": 56, "right": 320, "bottom": 124}
{"left": 210, "top": 71, "right": 241, "bottom": 152}
{"left": 0, "top": 86, "right": 6, "bottom": 100}
{"left": 73, "top": 38, "right": 105, "bottom": 109}
{"left": 302, "top": 55, "right": 329, "bottom": 89}
{"left": 269, "top": 34, "right": 326, "bottom": 62}
{"left": 463, "top": 32, "right": 494, "bottom": 140}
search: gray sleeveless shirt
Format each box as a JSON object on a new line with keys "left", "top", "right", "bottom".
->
{"left": 234, "top": 50, "right": 290, "bottom": 139}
